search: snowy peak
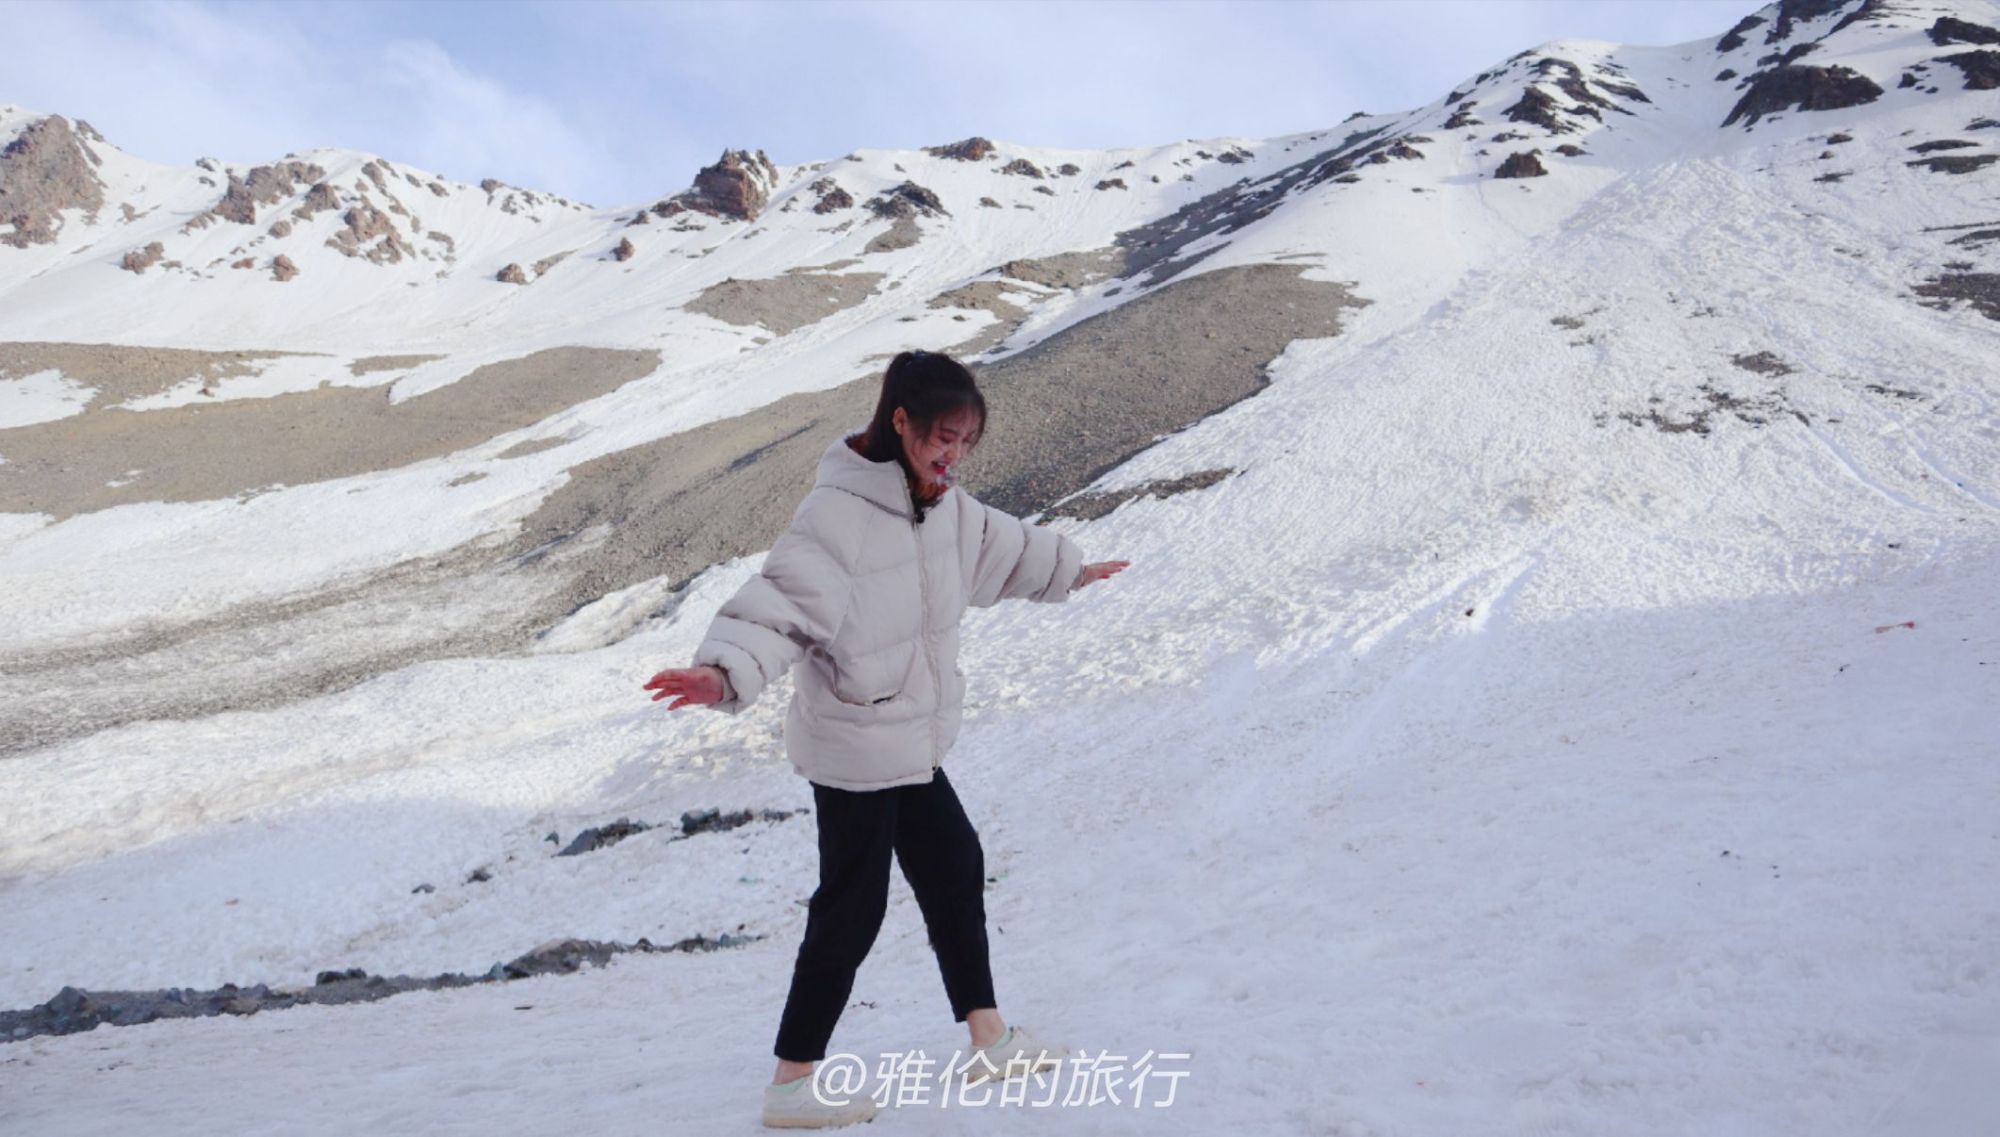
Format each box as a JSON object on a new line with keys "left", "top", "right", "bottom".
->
{"left": 1715, "top": 0, "right": 2000, "bottom": 129}
{"left": 3, "top": 0, "right": 1998, "bottom": 351}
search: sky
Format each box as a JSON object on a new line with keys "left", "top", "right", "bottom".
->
{"left": 8, "top": 0, "right": 1757, "bottom": 208}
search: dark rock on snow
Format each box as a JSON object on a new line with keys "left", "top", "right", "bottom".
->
{"left": 866, "top": 181, "right": 948, "bottom": 220}
{"left": 924, "top": 137, "right": 995, "bottom": 161}
{"left": 1716, "top": 15, "right": 1766, "bottom": 53}
{"left": 1928, "top": 16, "right": 2000, "bottom": 47}
{"left": 1722, "top": 65, "right": 1884, "bottom": 127}
{"left": 653, "top": 150, "right": 780, "bottom": 223}
{"left": 119, "top": 241, "right": 165, "bottom": 274}
{"left": 1936, "top": 50, "right": 2000, "bottom": 90}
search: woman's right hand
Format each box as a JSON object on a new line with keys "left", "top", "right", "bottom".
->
{"left": 643, "top": 665, "right": 728, "bottom": 709}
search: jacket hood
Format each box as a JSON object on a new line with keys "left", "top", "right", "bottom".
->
{"left": 818, "top": 431, "right": 916, "bottom": 518}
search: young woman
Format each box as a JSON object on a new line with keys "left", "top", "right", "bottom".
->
{"left": 644, "top": 349, "right": 1130, "bottom": 1128}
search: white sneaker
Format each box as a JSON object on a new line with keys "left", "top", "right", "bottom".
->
{"left": 761, "top": 1072, "right": 880, "bottom": 1129}
{"left": 959, "top": 1023, "right": 1070, "bottom": 1084}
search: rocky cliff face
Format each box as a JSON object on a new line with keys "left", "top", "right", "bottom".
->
{"left": 0, "top": 114, "right": 105, "bottom": 248}
{"left": 650, "top": 149, "right": 780, "bottom": 222}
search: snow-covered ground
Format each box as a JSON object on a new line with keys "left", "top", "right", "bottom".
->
{"left": 3, "top": 0, "right": 1999, "bottom": 1132}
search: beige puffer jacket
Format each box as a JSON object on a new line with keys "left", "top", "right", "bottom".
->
{"left": 692, "top": 431, "right": 1085, "bottom": 791}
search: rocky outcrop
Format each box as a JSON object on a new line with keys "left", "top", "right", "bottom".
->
{"left": 119, "top": 241, "right": 165, "bottom": 274}
{"left": 1504, "top": 86, "right": 1589, "bottom": 133}
{"left": 651, "top": 149, "right": 780, "bottom": 222}
{"left": 1095, "top": 178, "right": 1128, "bottom": 190}
{"left": 1930, "top": 16, "right": 2000, "bottom": 46}
{"left": 1495, "top": 151, "right": 1548, "bottom": 178}
{"left": 1765, "top": 0, "right": 1845, "bottom": 45}
{"left": 1938, "top": 50, "right": 2000, "bottom": 90}
{"left": 613, "top": 236, "right": 635, "bottom": 262}
{"left": 291, "top": 182, "right": 341, "bottom": 221}
{"left": 1757, "top": 42, "right": 1821, "bottom": 69}
{"left": 866, "top": 180, "right": 948, "bottom": 220}
{"left": 1914, "top": 273, "right": 2000, "bottom": 320}
{"left": 1907, "top": 153, "right": 1999, "bottom": 174}
{"left": 808, "top": 177, "right": 852, "bottom": 213}
{"left": 1000, "top": 157, "right": 1045, "bottom": 179}
{"left": 1722, "top": 65, "right": 1884, "bottom": 127}
{"left": 1827, "top": 0, "right": 1896, "bottom": 36}
{"left": 1056, "top": 162, "right": 1080, "bottom": 176}
{"left": 207, "top": 161, "right": 325, "bottom": 226}
{"left": 271, "top": 254, "right": 298, "bottom": 282}
{"left": 324, "top": 205, "right": 413, "bottom": 263}
{"left": 496, "top": 263, "right": 530, "bottom": 285}
{"left": 1716, "top": 15, "right": 1765, "bottom": 52}
{"left": 0, "top": 115, "right": 106, "bottom": 248}
{"left": 924, "top": 136, "right": 995, "bottom": 161}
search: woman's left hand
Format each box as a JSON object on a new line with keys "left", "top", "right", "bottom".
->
{"left": 1073, "top": 560, "right": 1132, "bottom": 590}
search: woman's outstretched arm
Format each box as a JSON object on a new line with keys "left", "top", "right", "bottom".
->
{"left": 646, "top": 497, "right": 854, "bottom": 714}
{"left": 967, "top": 497, "right": 1127, "bottom": 606}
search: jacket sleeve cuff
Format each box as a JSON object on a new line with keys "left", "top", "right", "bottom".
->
{"left": 1036, "top": 533, "right": 1085, "bottom": 603}
{"left": 693, "top": 640, "right": 763, "bottom": 714}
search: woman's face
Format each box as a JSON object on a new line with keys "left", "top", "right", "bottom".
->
{"left": 893, "top": 406, "right": 980, "bottom": 491}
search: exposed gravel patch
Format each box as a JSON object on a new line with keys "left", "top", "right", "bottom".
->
{"left": 0, "top": 347, "right": 660, "bottom": 519}
{"left": 928, "top": 281, "right": 1031, "bottom": 322}
{"left": 1044, "top": 468, "right": 1239, "bottom": 521}
{"left": 997, "top": 248, "right": 1121, "bottom": 289}
{"left": 494, "top": 435, "right": 572, "bottom": 460}
{"left": 0, "top": 342, "right": 309, "bottom": 407}
{"left": 682, "top": 271, "right": 885, "bottom": 336}
{"left": 349, "top": 354, "right": 446, "bottom": 376}
{"left": 960, "top": 265, "right": 1365, "bottom": 515}
{"left": 863, "top": 216, "right": 923, "bottom": 254}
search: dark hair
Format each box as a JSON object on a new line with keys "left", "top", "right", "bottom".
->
{"left": 853, "top": 349, "right": 987, "bottom": 521}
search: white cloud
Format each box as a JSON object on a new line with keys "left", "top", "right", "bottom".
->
{"left": 7, "top": 0, "right": 619, "bottom": 203}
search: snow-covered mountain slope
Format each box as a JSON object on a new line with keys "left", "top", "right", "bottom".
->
{"left": 2, "top": 1, "right": 1998, "bottom": 1133}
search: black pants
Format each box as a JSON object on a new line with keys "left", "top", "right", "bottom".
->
{"left": 773, "top": 766, "right": 997, "bottom": 1062}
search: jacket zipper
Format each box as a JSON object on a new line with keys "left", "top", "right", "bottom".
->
{"left": 912, "top": 513, "right": 941, "bottom": 770}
